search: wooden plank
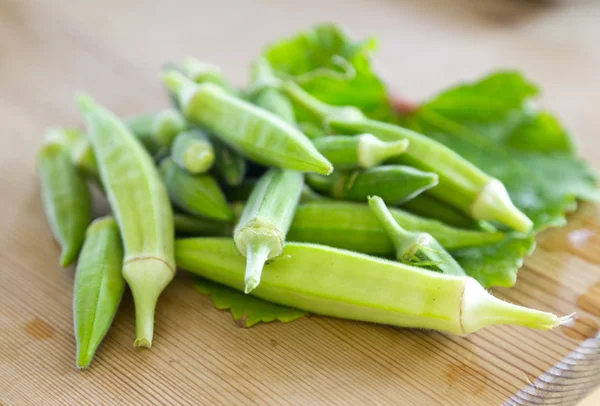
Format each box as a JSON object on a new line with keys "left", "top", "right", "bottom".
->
{"left": 1, "top": 0, "right": 599, "bottom": 404}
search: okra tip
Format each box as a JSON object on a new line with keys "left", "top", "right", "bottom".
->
{"left": 75, "top": 92, "right": 96, "bottom": 113}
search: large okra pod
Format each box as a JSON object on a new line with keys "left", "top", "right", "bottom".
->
{"left": 162, "top": 71, "right": 333, "bottom": 175}
{"left": 287, "top": 201, "right": 504, "bottom": 254}
{"left": 38, "top": 142, "right": 91, "bottom": 267}
{"left": 368, "top": 196, "right": 465, "bottom": 276}
{"left": 160, "top": 158, "right": 233, "bottom": 222}
{"left": 312, "top": 134, "right": 408, "bottom": 169}
{"left": 175, "top": 238, "right": 567, "bottom": 334}
{"left": 126, "top": 109, "right": 187, "bottom": 155}
{"left": 171, "top": 129, "right": 215, "bottom": 174}
{"left": 234, "top": 169, "right": 303, "bottom": 293}
{"left": 73, "top": 217, "right": 124, "bottom": 369}
{"left": 77, "top": 94, "right": 175, "bottom": 348}
{"left": 211, "top": 137, "right": 247, "bottom": 186}
{"left": 306, "top": 165, "right": 438, "bottom": 205}
{"left": 283, "top": 81, "right": 533, "bottom": 232}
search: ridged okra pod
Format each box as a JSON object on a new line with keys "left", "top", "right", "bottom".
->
{"left": 234, "top": 169, "right": 304, "bottom": 293}
{"left": 126, "top": 109, "right": 187, "bottom": 155}
{"left": 44, "top": 127, "right": 99, "bottom": 178}
{"left": 77, "top": 94, "right": 175, "bottom": 348}
{"left": 175, "top": 238, "right": 568, "bottom": 334}
{"left": 38, "top": 142, "right": 91, "bottom": 267}
{"left": 283, "top": 81, "right": 533, "bottom": 232}
{"left": 162, "top": 70, "right": 333, "bottom": 175}
{"left": 73, "top": 217, "right": 125, "bottom": 369}
{"left": 287, "top": 201, "right": 504, "bottom": 254}
{"left": 306, "top": 165, "right": 438, "bottom": 205}
{"left": 173, "top": 213, "right": 233, "bottom": 236}
{"left": 171, "top": 129, "right": 215, "bottom": 174}
{"left": 160, "top": 158, "right": 233, "bottom": 222}
{"left": 312, "top": 134, "right": 408, "bottom": 169}
{"left": 368, "top": 196, "right": 465, "bottom": 276}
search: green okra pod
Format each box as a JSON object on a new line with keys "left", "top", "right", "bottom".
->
{"left": 173, "top": 213, "right": 233, "bottom": 236}
{"left": 73, "top": 216, "right": 125, "bottom": 369}
{"left": 234, "top": 169, "right": 304, "bottom": 293}
{"left": 77, "top": 94, "right": 175, "bottom": 348}
{"left": 126, "top": 109, "right": 187, "bottom": 155}
{"left": 38, "top": 142, "right": 91, "bottom": 267}
{"left": 211, "top": 136, "right": 247, "bottom": 186}
{"left": 306, "top": 165, "right": 438, "bottom": 205}
{"left": 180, "top": 57, "right": 237, "bottom": 94}
{"left": 171, "top": 129, "right": 215, "bottom": 174}
{"left": 249, "top": 57, "right": 296, "bottom": 124}
{"left": 312, "top": 134, "right": 409, "bottom": 169}
{"left": 287, "top": 201, "right": 505, "bottom": 254}
{"left": 283, "top": 81, "right": 533, "bottom": 233}
{"left": 162, "top": 70, "right": 333, "bottom": 175}
{"left": 368, "top": 196, "right": 465, "bottom": 276}
{"left": 44, "top": 127, "right": 99, "bottom": 179}
{"left": 160, "top": 158, "right": 233, "bottom": 222}
{"left": 175, "top": 238, "right": 568, "bottom": 334}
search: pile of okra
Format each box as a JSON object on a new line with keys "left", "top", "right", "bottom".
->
{"left": 38, "top": 24, "right": 597, "bottom": 368}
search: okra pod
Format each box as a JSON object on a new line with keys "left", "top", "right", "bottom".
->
{"left": 175, "top": 238, "right": 567, "bottom": 334}
{"left": 77, "top": 94, "right": 175, "bottom": 348}
{"left": 173, "top": 213, "right": 233, "bottom": 236}
{"left": 126, "top": 109, "right": 187, "bottom": 155}
{"left": 171, "top": 129, "right": 215, "bottom": 174}
{"left": 44, "top": 127, "right": 99, "bottom": 178}
{"left": 368, "top": 196, "right": 465, "bottom": 276}
{"left": 283, "top": 81, "right": 533, "bottom": 232}
{"left": 73, "top": 217, "right": 125, "bottom": 369}
{"left": 306, "top": 165, "right": 438, "bottom": 204}
{"left": 312, "top": 134, "right": 409, "bottom": 169}
{"left": 234, "top": 168, "right": 304, "bottom": 293}
{"left": 38, "top": 142, "right": 91, "bottom": 267}
{"left": 162, "top": 70, "right": 333, "bottom": 175}
{"left": 287, "top": 201, "right": 505, "bottom": 253}
{"left": 298, "top": 122, "right": 327, "bottom": 140}
{"left": 180, "top": 57, "right": 237, "bottom": 94}
{"left": 250, "top": 57, "right": 296, "bottom": 124}
{"left": 211, "top": 136, "right": 247, "bottom": 186}
{"left": 160, "top": 158, "right": 233, "bottom": 221}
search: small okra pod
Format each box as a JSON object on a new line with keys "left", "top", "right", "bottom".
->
{"left": 175, "top": 238, "right": 568, "bottom": 335}
{"left": 44, "top": 127, "right": 99, "bottom": 179}
{"left": 38, "top": 142, "right": 91, "bottom": 267}
{"left": 287, "top": 201, "right": 505, "bottom": 254}
{"left": 306, "top": 165, "right": 438, "bottom": 205}
{"left": 283, "top": 81, "right": 533, "bottom": 232}
{"left": 171, "top": 129, "right": 215, "bottom": 174}
{"left": 368, "top": 196, "right": 465, "bottom": 276}
{"left": 173, "top": 213, "right": 233, "bottom": 237}
{"left": 211, "top": 136, "right": 247, "bottom": 186}
{"left": 249, "top": 57, "right": 296, "bottom": 124}
{"left": 312, "top": 134, "right": 409, "bottom": 169}
{"left": 73, "top": 216, "right": 125, "bottom": 369}
{"left": 160, "top": 158, "right": 233, "bottom": 222}
{"left": 234, "top": 168, "right": 304, "bottom": 293}
{"left": 126, "top": 109, "right": 187, "bottom": 154}
{"left": 77, "top": 94, "right": 175, "bottom": 348}
{"left": 401, "top": 194, "right": 496, "bottom": 231}
{"left": 162, "top": 70, "right": 333, "bottom": 175}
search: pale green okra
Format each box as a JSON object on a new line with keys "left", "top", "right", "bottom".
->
{"left": 171, "top": 129, "right": 215, "bottom": 174}
{"left": 287, "top": 201, "right": 505, "bottom": 254}
{"left": 160, "top": 158, "right": 233, "bottom": 222}
{"left": 73, "top": 216, "right": 125, "bottom": 369}
{"left": 38, "top": 141, "right": 91, "bottom": 267}
{"left": 175, "top": 238, "right": 568, "bottom": 334}
{"left": 78, "top": 94, "right": 175, "bottom": 348}
{"left": 306, "top": 165, "right": 438, "bottom": 205}
{"left": 368, "top": 196, "right": 465, "bottom": 276}
{"left": 283, "top": 81, "right": 533, "bottom": 233}
{"left": 233, "top": 169, "right": 304, "bottom": 293}
{"left": 162, "top": 70, "right": 333, "bottom": 175}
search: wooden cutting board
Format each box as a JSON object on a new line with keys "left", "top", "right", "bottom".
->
{"left": 1, "top": 0, "right": 599, "bottom": 404}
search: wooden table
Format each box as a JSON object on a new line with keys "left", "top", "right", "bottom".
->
{"left": 1, "top": 0, "right": 599, "bottom": 404}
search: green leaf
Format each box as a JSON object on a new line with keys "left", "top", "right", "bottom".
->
{"left": 193, "top": 277, "right": 307, "bottom": 327}
{"left": 406, "top": 71, "right": 599, "bottom": 230}
{"left": 263, "top": 23, "right": 394, "bottom": 121}
{"left": 451, "top": 235, "right": 536, "bottom": 288}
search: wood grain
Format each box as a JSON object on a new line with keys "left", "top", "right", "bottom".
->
{"left": 1, "top": 0, "right": 599, "bottom": 405}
